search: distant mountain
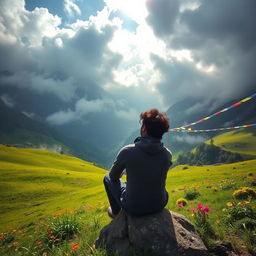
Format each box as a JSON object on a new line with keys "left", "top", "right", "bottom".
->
{"left": 165, "top": 93, "right": 256, "bottom": 155}
{"left": 204, "top": 127, "right": 256, "bottom": 157}
{"left": 175, "top": 143, "right": 247, "bottom": 166}
{"left": 0, "top": 100, "right": 108, "bottom": 166}
{"left": 175, "top": 127, "right": 256, "bottom": 166}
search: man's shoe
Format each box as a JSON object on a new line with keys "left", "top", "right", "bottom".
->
{"left": 108, "top": 207, "right": 117, "bottom": 219}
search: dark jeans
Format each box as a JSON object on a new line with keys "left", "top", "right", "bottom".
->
{"left": 103, "top": 173, "right": 126, "bottom": 215}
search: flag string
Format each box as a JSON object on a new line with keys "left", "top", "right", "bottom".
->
{"left": 169, "top": 92, "right": 256, "bottom": 131}
{"left": 169, "top": 123, "right": 256, "bottom": 133}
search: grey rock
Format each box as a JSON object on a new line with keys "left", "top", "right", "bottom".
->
{"left": 209, "top": 241, "right": 235, "bottom": 256}
{"left": 95, "top": 209, "right": 209, "bottom": 256}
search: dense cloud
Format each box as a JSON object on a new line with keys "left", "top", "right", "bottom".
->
{"left": 174, "top": 134, "right": 206, "bottom": 145}
{"left": 1, "top": 0, "right": 256, "bottom": 150}
{"left": 0, "top": 0, "right": 140, "bottom": 148}
{"left": 146, "top": 0, "right": 179, "bottom": 38}
{"left": 146, "top": 0, "right": 256, "bottom": 107}
{"left": 64, "top": 0, "right": 81, "bottom": 17}
{"left": 46, "top": 98, "right": 128, "bottom": 125}
{"left": 0, "top": 0, "right": 61, "bottom": 46}
{"left": 180, "top": 1, "right": 256, "bottom": 51}
{"left": 0, "top": 6, "right": 120, "bottom": 102}
{"left": 151, "top": 54, "right": 219, "bottom": 106}
{"left": 0, "top": 0, "right": 121, "bottom": 108}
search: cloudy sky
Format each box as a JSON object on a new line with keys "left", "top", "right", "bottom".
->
{"left": 0, "top": 0, "right": 256, "bottom": 149}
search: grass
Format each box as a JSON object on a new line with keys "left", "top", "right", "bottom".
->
{"left": 205, "top": 127, "right": 256, "bottom": 157}
{"left": 0, "top": 144, "right": 255, "bottom": 255}
{"left": 0, "top": 145, "right": 107, "bottom": 232}
{"left": 166, "top": 160, "right": 256, "bottom": 220}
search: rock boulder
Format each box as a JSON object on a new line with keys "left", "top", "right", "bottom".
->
{"left": 95, "top": 209, "right": 208, "bottom": 256}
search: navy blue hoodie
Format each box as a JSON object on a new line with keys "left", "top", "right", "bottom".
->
{"left": 109, "top": 136, "right": 172, "bottom": 216}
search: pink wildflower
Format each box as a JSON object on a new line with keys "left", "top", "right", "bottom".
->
{"left": 203, "top": 206, "right": 211, "bottom": 212}
{"left": 200, "top": 206, "right": 211, "bottom": 213}
{"left": 178, "top": 203, "right": 183, "bottom": 208}
{"left": 197, "top": 203, "right": 204, "bottom": 209}
{"left": 190, "top": 208, "right": 196, "bottom": 212}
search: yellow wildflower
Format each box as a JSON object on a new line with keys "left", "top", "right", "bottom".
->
{"left": 226, "top": 202, "right": 234, "bottom": 207}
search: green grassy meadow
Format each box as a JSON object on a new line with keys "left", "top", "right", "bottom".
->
{"left": 0, "top": 144, "right": 255, "bottom": 255}
{"left": 0, "top": 145, "right": 108, "bottom": 231}
{"left": 205, "top": 128, "right": 256, "bottom": 157}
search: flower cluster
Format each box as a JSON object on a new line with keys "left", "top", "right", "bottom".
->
{"left": 191, "top": 203, "right": 211, "bottom": 214}
{"left": 176, "top": 198, "right": 188, "bottom": 207}
{"left": 222, "top": 200, "right": 256, "bottom": 224}
{"left": 218, "top": 179, "right": 237, "bottom": 191}
{"left": 233, "top": 187, "right": 256, "bottom": 200}
{"left": 190, "top": 203, "right": 215, "bottom": 239}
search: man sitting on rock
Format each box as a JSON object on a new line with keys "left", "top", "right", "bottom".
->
{"left": 103, "top": 108, "right": 172, "bottom": 218}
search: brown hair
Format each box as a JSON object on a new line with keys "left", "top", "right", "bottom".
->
{"left": 140, "top": 108, "right": 170, "bottom": 139}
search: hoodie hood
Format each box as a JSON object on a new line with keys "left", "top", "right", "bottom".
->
{"left": 134, "top": 136, "right": 164, "bottom": 155}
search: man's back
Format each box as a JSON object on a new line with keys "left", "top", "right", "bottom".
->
{"left": 110, "top": 136, "right": 172, "bottom": 216}
{"left": 104, "top": 108, "right": 172, "bottom": 218}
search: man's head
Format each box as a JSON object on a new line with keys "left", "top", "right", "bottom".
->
{"left": 140, "top": 109, "right": 170, "bottom": 139}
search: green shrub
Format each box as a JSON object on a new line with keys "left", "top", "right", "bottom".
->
{"left": 219, "top": 180, "right": 237, "bottom": 191}
{"left": 233, "top": 187, "right": 256, "bottom": 200}
{"left": 46, "top": 213, "right": 82, "bottom": 243}
{"left": 0, "top": 231, "right": 15, "bottom": 246}
{"left": 251, "top": 181, "right": 256, "bottom": 187}
{"left": 249, "top": 178, "right": 256, "bottom": 187}
{"left": 234, "top": 217, "right": 256, "bottom": 231}
{"left": 184, "top": 189, "right": 200, "bottom": 200}
{"left": 224, "top": 203, "right": 256, "bottom": 224}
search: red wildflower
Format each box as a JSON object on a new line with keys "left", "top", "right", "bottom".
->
{"left": 71, "top": 243, "right": 80, "bottom": 250}
{"left": 36, "top": 241, "right": 43, "bottom": 245}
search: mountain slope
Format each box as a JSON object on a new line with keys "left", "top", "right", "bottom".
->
{"left": 205, "top": 127, "right": 256, "bottom": 156}
{"left": 0, "top": 100, "right": 108, "bottom": 166}
{"left": 175, "top": 127, "right": 256, "bottom": 165}
{"left": 0, "top": 145, "right": 107, "bottom": 231}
